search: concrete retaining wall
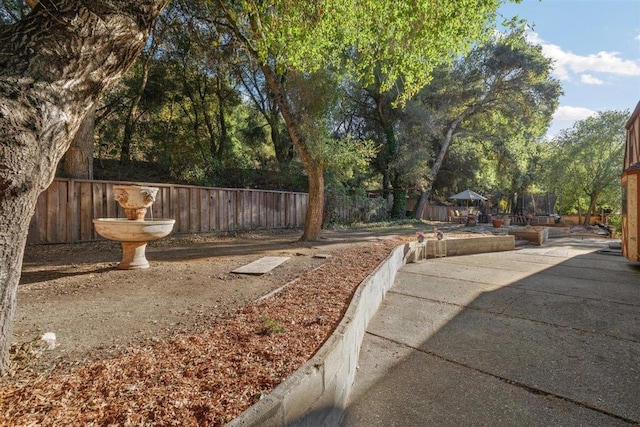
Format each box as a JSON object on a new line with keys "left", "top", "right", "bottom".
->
{"left": 228, "top": 235, "right": 514, "bottom": 426}
{"left": 509, "top": 228, "right": 549, "bottom": 246}
{"left": 434, "top": 235, "right": 515, "bottom": 257}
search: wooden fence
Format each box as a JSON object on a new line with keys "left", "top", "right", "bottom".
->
{"left": 328, "top": 195, "right": 387, "bottom": 224}
{"left": 27, "top": 179, "right": 308, "bottom": 244}
{"left": 422, "top": 205, "right": 450, "bottom": 222}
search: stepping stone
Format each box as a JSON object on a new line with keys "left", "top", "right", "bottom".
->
{"left": 232, "top": 256, "right": 290, "bottom": 275}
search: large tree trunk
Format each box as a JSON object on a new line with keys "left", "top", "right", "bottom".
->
{"left": 269, "top": 107, "right": 294, "bottom": 165}
{"left": 60, "top": 104, "right": 95, "bottom": 179}
{"left": 585, "top": 192, "right": 599, "bottom": 226}
{"left": 0, "top": 0, "right": 167, "bottom": 374}
{"left": 414, "top": 112, "right": 470, "bottom": 219}
{"left": 414, "top": 188, "right": 429, "bottom": 220}
{"left": 373, "top": 90, "right": 397, "bottom": 211}
{"left": 302, "top": 164, "right": 324, "bottom": 240}
{"left": 259, "top": 65, "right": 324, "bottom": 241}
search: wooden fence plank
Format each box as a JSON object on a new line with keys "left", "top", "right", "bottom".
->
{"left": 92, "top": 182, "right": 104, "bottom": 240}
{"left": 276, "top": 193, "right": 284, "bottom": 228}
{"left": 229, "top": 191, "right": 236, "bottom": 231}
{"left": 297, "top": 194, "right": 304, "bottom": 226}
{"left": 69, "top": 181, "right": 80, "bottom": 242}
{"left": 169, "top": 185, "right": 177, "bottom": 222}
{"left": 220, "top": 190, "right": 229, "bottom": 231}
{"left": 243, "top": 190, "right": 252, "bottom": 229}
{"left": 46, "top": 182, "right": 59, "bottom": 243}
{"left": 263, "top": 192, "right": 271, "bottom": 228}
{"left": 178, "top": 187, "right": 189, "bottom": 233}
{"left": 160, "top": 187, "right": 170, "bottom": 219}
{"left": 209, "top": 189, "right": 218, "bottom": 231}
{"left": 251, "top": 191, "right": 259, "bottom": 228}
{"left": 200, "top": 189, "right": 210, "bottom": 232}
{"left": 57, "top": 180, "right": 68, "bottom": 243}
{"left": 65, "top": 181, "right": 73, "bottom": 241}
{"left": 187, "top": 188, "right": 197, "bottom": 232}
{"left": 79, "top": 182, "right": 93, "bottom": 241}
{"left": 105, "top": 184, "right": 117, "bottom": 219}
{"left": 285, "top": 194, "right": 292, "bottom": 227}
{"left": 259, "top": 191, "right": 265, "bottom": 228}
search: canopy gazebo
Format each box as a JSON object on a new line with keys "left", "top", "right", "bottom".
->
{"left": 449, "top": 189, "right": 487, "bottom": 207}
{"left": 449, "top": 189, "right": 487, "bottom": 224}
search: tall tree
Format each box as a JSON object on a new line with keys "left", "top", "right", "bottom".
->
{"left": 210, "top": 0, "right": 507, "bottom": 239}
{"left": 412, "top": 29, "right": 562, "bottom": 218}
{"left": 0, "top": 0, "right": 167, "bottom": 374}
{"left": 545, "top": 111, "right": 627, "bottom": 224}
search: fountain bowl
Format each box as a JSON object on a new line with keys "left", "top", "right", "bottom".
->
{"left": 93, "top": 218, "right": 175, "bottom": 242}
{"left": 93, "top": 218, "right": 176, "bottom": 269}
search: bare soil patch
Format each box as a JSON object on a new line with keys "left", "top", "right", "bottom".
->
{"left": 13, "top": 229, "right": 391, "bottom": 364}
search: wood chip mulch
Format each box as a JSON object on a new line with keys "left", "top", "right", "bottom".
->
{"left": 0, "top": 237, "right": 409, "bottom": 426}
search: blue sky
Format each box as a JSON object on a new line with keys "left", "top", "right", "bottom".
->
{"left": 498, "top": 0, "right": 640, "bottom": 138}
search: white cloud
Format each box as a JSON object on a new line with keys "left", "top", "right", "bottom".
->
{"left": 553, "top": 105, "right": 597, "bottom": 122}
{"left": 580, "top": 74, "right": 604, "bottom": 85}
{"left": 526, "top": 31, "right": 640, "bottom": 81}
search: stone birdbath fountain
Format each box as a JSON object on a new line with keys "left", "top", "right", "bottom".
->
{"left": 93, "top": 185, "right": 175, "bottom": 269}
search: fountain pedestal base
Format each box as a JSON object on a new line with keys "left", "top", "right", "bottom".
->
{"left": 119, "top": 241, "right": 150, "bottom": 269}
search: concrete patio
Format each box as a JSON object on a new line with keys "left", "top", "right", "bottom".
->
{"left": 343, "top": 237, "right": 640, "bottom": 426}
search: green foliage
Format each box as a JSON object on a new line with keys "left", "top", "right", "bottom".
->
{"left": 340, "top": 0, "right": 506, "bottom": 103}
{"left": 543, "top": 110, "right": 627, "bottom": 219}
{"left": 82, "top": 0, "right": 562, "bottom": 210}
{"left": 418, "top": 28, "right": 560, "bottom": 198}
{"left": 349, "top": 27, "right": 561, "bottom": 212}
{"left": 608, "top": 214, "right": 622, "bottom": 234}
{"left": 214, "top": 0, "right": 505, "bottom": 102}
{"left": 257, "top": 316, "right": 285, "bottom": 336}
{"left": 324, "top": 137, "right": 377, "bottom": 182}
{"left": 390, "top": 189, "right": 407, "bottom": 219}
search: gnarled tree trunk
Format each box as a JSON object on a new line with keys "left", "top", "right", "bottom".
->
{"left": 414, "top": 111, "right": 471, "bottom": 219}
{"left": 60, "top": 104, "right": 96, "bottom": 179}
{"left": 0, "top": 0, "right": 167, "bottom": 374}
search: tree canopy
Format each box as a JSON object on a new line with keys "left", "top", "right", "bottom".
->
{"left": 544, "top": 110, "right": 627, "bottom": 224}
{"left": 348, "top": 28, "right": 562, "bottom": 218}
{"left": 201, "top": 0, "right": 511, "bottom": 239}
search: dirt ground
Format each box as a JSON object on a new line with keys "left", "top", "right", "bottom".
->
{"left": 14, "top": 227, "right": 417, "bottom": 368}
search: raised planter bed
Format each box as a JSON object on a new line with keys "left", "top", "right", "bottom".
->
{"left": 418, "top": 235, "right": 515, "bottom": 259}
{"left": 508, "top": 227, "right": 549, "bottom": 246}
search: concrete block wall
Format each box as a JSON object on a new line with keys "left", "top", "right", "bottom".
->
{"left": 424, "top": 235, "right": 515, "bottom": 258}
{"left": 508, "top": 228, "right": 549, "bottom": 246}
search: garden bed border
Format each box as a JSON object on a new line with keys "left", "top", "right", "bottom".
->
{"left": 228, "top": 235, "right": 515, "bottom": 426}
